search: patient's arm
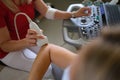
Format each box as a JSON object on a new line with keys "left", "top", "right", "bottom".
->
{"left": 28, "top": 44, "right": 77, "bottom": 80}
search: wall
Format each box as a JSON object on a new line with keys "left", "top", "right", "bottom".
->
{"left": 44, "top": 0, "right": 83, "bottom": 10}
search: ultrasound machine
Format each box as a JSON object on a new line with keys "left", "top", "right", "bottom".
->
{"left": 62, "top": 1, "right": 120, "bottom": 48}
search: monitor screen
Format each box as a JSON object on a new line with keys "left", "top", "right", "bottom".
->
{"left": 100, "top": 4, "right": 107, "bottom": 26}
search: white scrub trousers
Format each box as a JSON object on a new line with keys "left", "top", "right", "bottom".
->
{"left": 1, "top": 46, "right": 52, "bottom": 78}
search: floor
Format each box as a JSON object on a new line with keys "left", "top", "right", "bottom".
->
{"left": 0, "top": 0, "right": 82, "bottom": 80}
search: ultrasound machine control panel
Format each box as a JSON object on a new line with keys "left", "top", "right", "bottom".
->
{"left": 68, "top": 4, "right": 103, "bottom": 39}
{"left": 63, "top": 1, "right": 106, "bottom": 48}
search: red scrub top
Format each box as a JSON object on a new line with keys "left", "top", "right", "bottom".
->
{"left": 0, "top": 1, "right": 35, "bottom": 58}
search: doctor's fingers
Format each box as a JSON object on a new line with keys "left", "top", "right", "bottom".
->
{"left": 79, "top": 7, "right": 91, "bottom": 15}
{"left": 27, "top": 39, "right": 37, "bottom": 46}
{"left": 27, "top": 29, "right": 44, "bottom": 35}
{"left": 27, "top": 29, "right": 37, "bottom": 35}
{"left": 26, "top": 33, "right": 46, "bottom": 41}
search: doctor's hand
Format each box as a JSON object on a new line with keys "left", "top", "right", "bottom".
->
{"left": 72, "top": 7, "right": 91, "bottom": 17}
{"left": 24, "top": 29, "right": 45, "bottom": 47}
